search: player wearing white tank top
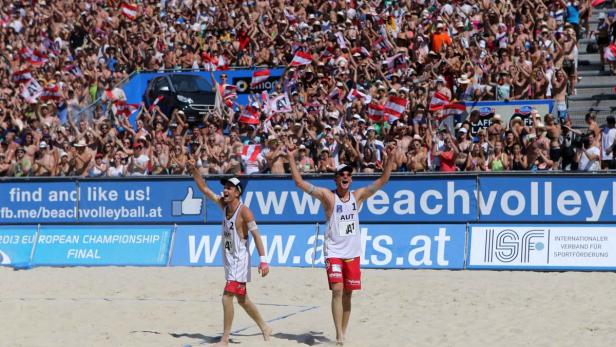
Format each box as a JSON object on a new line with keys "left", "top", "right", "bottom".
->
{"left": 287, "top": 144, "right": 399, "bottom": 346}
{"left": 188, "top": 159, "right": 271, "bottom": 347}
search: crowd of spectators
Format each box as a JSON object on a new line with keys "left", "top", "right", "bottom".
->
{"left": 1, "top": 0, "right": 615, "bottom": 178}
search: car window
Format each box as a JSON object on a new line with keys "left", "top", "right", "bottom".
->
{"left": 169, "top": 75, "right": 212, "bottom": 93}
{"left": 155, "top": 78, "right": 170, "bottom": 91}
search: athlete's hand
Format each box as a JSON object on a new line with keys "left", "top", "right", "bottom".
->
{"left": 286, "top": 144, "right": 297, "bottom": 159}
{"left": 186, "top": 158, "right": 196, "bottom": 171}
{"left": 258, "top": 261, "right": 269, "bottom": 277}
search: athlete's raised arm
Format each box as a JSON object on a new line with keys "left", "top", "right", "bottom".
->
{"left": 187, "top": 158, "right": 223, "bottom": 208}
{"left": 354, "top": 144, "right": 398, "bottom": 205}
{"left": 287, "top": 146, "right": 332, "bottom": 205}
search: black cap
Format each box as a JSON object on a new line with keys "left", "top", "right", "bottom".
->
{"left": 220, "top": 177, "right": 243, "bottom": 195}
{"left": 335, "top": 164, "right": 353, "bottom": 176}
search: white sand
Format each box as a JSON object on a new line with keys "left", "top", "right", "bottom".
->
{"left": 1, "top": 267, "right": 616, "bottom": 347}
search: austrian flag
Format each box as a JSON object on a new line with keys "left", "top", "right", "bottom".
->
{"left": 239, "top": 106, "right": 260, "bottom": 125}
{"left": 250, "top": 69, "right": 270, "bottom": 87}
{"left": 383, "top": 96, "right": 408, "bottom": 123}
{"left": 120, "top": 3, "right": 138, "bottom": 20}
{"left": 290, "top": 51, "right": 313, "bottom": 66}
{"left": 429, "top": 91, "right": 450, "bottom": 111}
{"left": 367, "top": 103, "right": 385, "bottom": 122}
{"left": 12, "top": 69, "right": 32, "bottom": 84}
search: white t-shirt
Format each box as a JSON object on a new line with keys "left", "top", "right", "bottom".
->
{"left": 578, "top": 146, "right": 600, "bottom": 171}
{"left": 601, "top": 127, "right": 616, "bottom": 160}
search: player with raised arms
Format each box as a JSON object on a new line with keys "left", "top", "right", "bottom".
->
{"left": 187, "top": 159, "right": 272, "bottom": 346}
{"left": 286, "top": 144, "right": 398, "bottom": 345}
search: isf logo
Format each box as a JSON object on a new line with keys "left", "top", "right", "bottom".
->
{"left": 484, "top": 229, "right": 546, "bottom": 263}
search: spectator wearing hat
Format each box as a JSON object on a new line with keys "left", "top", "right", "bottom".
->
{"left": 431, "top": 22, "right": 452, "bottom": 53}
{"left": 32, "top": 141, "right": 57, "bottom": 176}
{"left": 316, "top": 148, "right": 336, "bottom": 173}
{"left": 10, "top": 147, "right": 31, "bottom": 177}
{"left": 127, "top": 142, "right": 150, "bottom": 176}
{"left": 89, "top": 153, "right": 108, "bottom": 177}
{"left": 295, "top": 145, "right": 315, "bottom": 173}
{"left": 71, "top": 140, "right": 92, "bottom": 177}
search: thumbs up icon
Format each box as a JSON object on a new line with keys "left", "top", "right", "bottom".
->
{"left": 172, "top": 187, "right": 203, "bottom": 216}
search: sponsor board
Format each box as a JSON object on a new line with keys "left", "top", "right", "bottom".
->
{"left": 2, "top": 175, "right": 616, "bottom": 224}
{"left": 468, "top": 225, "right": 616, "bottom": 269}
{"left": 32, "top": 226, "right": 172, "bottom": 266}
{"left": 463, "top": 100, "right": 553, "bottom": 135}
{"left": 0, "top": 226, "right": 36, "bottom": 267}
{"left": 170, "top": 224, "right": 465, "bottom": 269}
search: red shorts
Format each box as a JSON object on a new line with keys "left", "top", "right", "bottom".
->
{"left": 325, "top": 257, "right": 361, "bottom": 291}
{"left": 224, "top": 280, "right": 247, "bottom": 296}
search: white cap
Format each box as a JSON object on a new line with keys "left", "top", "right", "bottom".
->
{"left": 39, "top": 141, "right": 48, "bottom": 148}
{"left": 458, "top": 127, "right": 468, "bottom": 134}
{"left": 353, "top": 114, "right": 361, "bottom": 120}
{"left": 367, "top": 125, "right": 375, "bottom": 131}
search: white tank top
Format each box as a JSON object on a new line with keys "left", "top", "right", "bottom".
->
{"left": 222, "top": 204, "right": 251, "bottom": 282}
{"left": 325, "top": 191, "right": 361, "bottom": 259}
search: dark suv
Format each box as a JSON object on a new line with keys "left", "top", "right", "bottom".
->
{"left": 144, "top": 74, "right": 217, "bottom": 124}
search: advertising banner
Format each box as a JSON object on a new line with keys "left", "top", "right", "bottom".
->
{"left": 170, "top": 224, "right": 466, "bottom": 269}
{"left": 0, "top": 182, "right": 78, "bottom": 223}
{"left": 204, "top": 177, "right": 477, "bottom": 224}
{"left": 468, "top": 224, "right": 616, "bottom": 270}
{"left": 478, "top": 177, "right": 616, "bottom": 222}
{"left": 462, "top": 100, "right": 554, "bottom": 135}
{"left": 32, "top": 226, "right": 172, "bottom": 266}
{"left": 0, "top": 226, "right": 36, "bottom": 267}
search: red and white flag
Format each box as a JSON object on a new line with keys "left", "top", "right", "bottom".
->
{"left": 328, "top": 87, "right": 343, "bottom": 102}
{"left": 21, "top": 78, "right": 43, "bottom": 103}
{"left": 242, "top": 144, "right": 262, "bottom": 163}
{"left": 239, "top": 106, "right": 260, "bottom": 125}
{"left": 114, "top": 100, "right": 139, "bottom": 117}
{"left": 19, "top": 47, "right": 33, "bottom": 61}
{"left": 40, "top": 84, "right": 62, "bottom": 102}
{"left": 223, "top": 84, "right": 238, "bottom": 107}
{"left": 289, "top": 51, "right": 313, "bottom": 66}
{"left": 367, "top": 103, "right": 385, "bottom": 122}
{"left": 439, "top": 103, "right": 467, "bottom": 121}
{"left": 384, "top": 53, "right": 406, "bottom": 72}
{"left": 63, "top": 64, "right": 83, "bottom": 77}
{"left": 269, "top": 93, "right": 292, "bottom": 113}
{"left": 250, "top": 69, "right": 270, "bottom": 87}
{"left": 29, "top": 50, "right": 49, "bottom": 66}
{"left": 429, "top": 91, "right": 450, "bottom": 111}
{"left": 383, "top": 96, "right": 408, "bottom": 123}
{"left": 12, "top": 69, "right": 32, "bottom": 84}
{"left": 120, "top": 3, "right": 138, "bottom": 20}
{"left": 592, "top": 0, "right": 606, "bottom": 7}
{"left": 604, "top": 43, "right": 616, "bottom": 62}
{"left": 347, "top": 88, "right": 372, "bottom": 104}
{"left": 148, "top": 95, "right": 164, "bottom": 111}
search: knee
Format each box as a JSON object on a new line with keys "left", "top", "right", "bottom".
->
{"left": 331, "top": 288, "right": 343, "bottom": 299}
{"left": 236, "top": 296, "right": 248, "bottom": 307}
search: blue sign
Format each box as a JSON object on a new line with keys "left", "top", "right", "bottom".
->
{"left": 204, "top": 177, "right": 478, "bottom": 223}
{"left": 478, "top": 177, "right": 616, "bottom": 222}
{"left": 0, "top": 226, "right": 36, "bottom": 267}
{"left": 0, "top": 182, "right": 77, "bottom": 223}
{"left": 78, "top": 180, "right": 206, "bottom": 223}
{"left": 32, "top": 226, "right": 172, "bottom": 266}
{"left": 170, "top": 224, "right": 465, "bottom": 269}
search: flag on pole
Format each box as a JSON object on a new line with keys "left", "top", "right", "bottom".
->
{"left": 429, "top": 91, "right": 450, "bottom": 111}
{"left": 239, "top": 106, "right": 260, "bottom": 124}
{"left": 289, "top": 51, "right": 313, "bottom": 66}
{"left": 367, "top": 103, "right": 385, "bottom": 122}
{"left": 120, "top": 3, "right": 138, "bottom": 20}
{"left": 250, "top": 69, "right": 270, "bottom": 87}
{"left": 383, "top": 96, "right": 408, "bottom": 123}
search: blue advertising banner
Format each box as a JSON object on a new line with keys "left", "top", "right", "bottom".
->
{"left": 0, "top": 182, "right": 78, "bottom": 223}
{"left": 0, "top": 226, "right": 36, "bottom": 267}
{"left": 78, "top": 180, "right": 206, "bottom": 223}
{"left": 478, "top": 177, "right": 616, "bottom": 222}
{"left": 204, "top": 177, "right": 478, "bottom": 223}
{"left": 170, "top": 224, "right": 466, "bottom": 269}
{"left": 32, "top": 226, "right": 172, "bottom": 266}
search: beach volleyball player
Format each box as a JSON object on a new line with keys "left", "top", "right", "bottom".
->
{"left": 287, "top": 145, "right": 398, "bottom": 345}
{"left": 188, "top": 159, "right": 272, "bottom": 346}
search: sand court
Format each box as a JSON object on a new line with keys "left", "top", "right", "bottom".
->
{"left": 2, "top": 266, "right": 616, "bottom": 347}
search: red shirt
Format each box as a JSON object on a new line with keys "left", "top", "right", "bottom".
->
{"left": 439, "top": 150, "right": 456, "bottom": 172}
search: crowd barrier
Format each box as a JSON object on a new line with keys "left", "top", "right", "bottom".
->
{"left": 1, "top": 174, "right": 615, "bottom": 270}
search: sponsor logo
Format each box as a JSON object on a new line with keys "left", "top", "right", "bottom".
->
{"left": 346, "top": 279, "right": 361, "bottom": 286}
{"left": 231, "top": 77, "right": 280, "bottom": 93}
{"left": 479, "top": 107, "right": 495, "bottom": 116}
{"left": 331, "top": 264, "right": 342, "bottom": 272}
{"left": 484, "top": 228, "right": 546, "bottom": 263}
{"left": 515, "top": 106, "right": 532, "bottom": 115}
{"left": 336, "top": 205, "right": 343, "bottom": 213}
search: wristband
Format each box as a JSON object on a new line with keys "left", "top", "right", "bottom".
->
{"left": 259, "top": 256, "right": 267, "bottom": 263}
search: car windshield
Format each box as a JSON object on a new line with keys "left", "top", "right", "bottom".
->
{"left": 169, "top": 75, "right": 213, "bottom": 93}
